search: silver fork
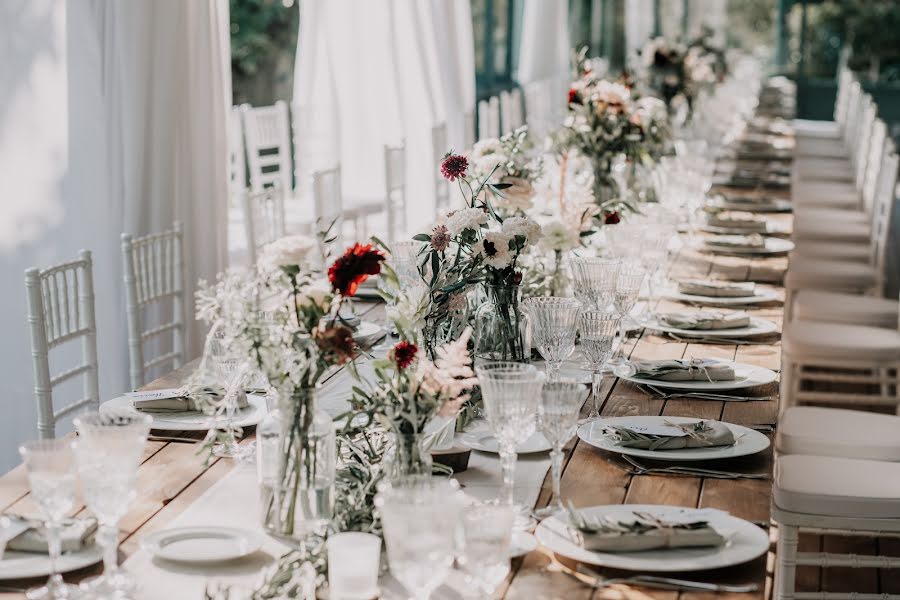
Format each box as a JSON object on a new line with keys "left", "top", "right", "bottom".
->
{"left": 666, "top": 333, "right": 778, "bottom": 346}
{"left": 638, "top": 383, "right": 773, "bottom": 402}
{"left": 622, "top": 455, "right": 770, "bottom": 480}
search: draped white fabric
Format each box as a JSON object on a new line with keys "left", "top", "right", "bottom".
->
{"left": 293, "top": 0, "right": 476, "bottom": 232}
{"left": 625, "top": 0, "right": 656, "bottom": 57}
{"left": 517, "top": 0, "right": 570, "bottom": 86}
{"left": 0, "top": 0, "right": 229, "bottom": 470}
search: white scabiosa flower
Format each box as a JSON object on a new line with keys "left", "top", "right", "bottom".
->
{"left": 540, "top": 221, "right": 581, "bottom": 252}
{"left": 501, "top": 215, "right": 542, "bottom": 246}
{"left": 476, "top": 231, "right": 513, "bottom": 269}
{"left": 445, "top": 207, "right": 489, "bottom": 236}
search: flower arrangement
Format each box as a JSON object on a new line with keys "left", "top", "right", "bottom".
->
{"left": 348, "top": 330, "right": 478, "bottom": 477}
{"left": 469, "top": 126, "right": 543, "bottom": 215}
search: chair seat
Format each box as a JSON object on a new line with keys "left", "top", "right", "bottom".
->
{"left": 793, "top": 289, "right": 898, "bottom": 328}
{"left": 794, "top": 137, "right": 847, "bottom": 160}
{"left": 784, "top": 256, "right": 877, "bottom": 291}
{"left": 782, "top": 321, "right": 900, "bottom": 361}
{"left": 778, "top": 407, "right": 900, "bottom": 461}
{"left": 792, "top": 206, "right": 867, "bottom": 225}
{"left": 792, "top": 184, "right": 860, "bottom": 209}
{"left": 793, "top": 218, "right": 870, "bottom": 242}
{"left": 775, "top": 454, "right": 900, "bottom": 518}
{"left": 790, "top": 240, "right": 870, "bottom": 262}
{"left": 793, "top": 118, "right": 841, "bottom": 138}
{"left": 793, "top": 158, "right": 854, "bottom": 181}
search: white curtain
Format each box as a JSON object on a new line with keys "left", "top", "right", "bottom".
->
{"left": 517, "top": 0, "right": 570, "bottom": 85}
{"left": 293, "top": 0, "right": 476, "bottom": 235}
{"left": 0, "top": 0, "right": 229, "bottom": 470}
{"left": 625, "top": 0, "right": 655, "bottom": 60}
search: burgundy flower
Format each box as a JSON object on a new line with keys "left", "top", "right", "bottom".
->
{"left": 313, "top": 324, "right": 357, "bottom": 365}
{"left": 567, "top": 87, "right": 579, "bottom": 105}
{"left": 440, "top": 153, "right": 468, "bottom": 182}
{"left": 604, "top": 211, "right": 620, "bottom": 225}
{"left": 482, "top": 238, "right": 498, "bottom": 257}
{"left": 328, "top": 243, "right": 386, "bottom": 297}
{"left": 431, "top": 225, "right": 451, "bottom": 252}
{"left": 391, "top": 340, "right": 418, "bottom": 369}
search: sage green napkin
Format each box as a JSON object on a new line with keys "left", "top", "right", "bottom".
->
{"left": 658, "top": 311, "right": 751, "bottom": 330}
{"left": 568, "top": 508, "right": 725, "bottom": 552}
{"left": 3, "top": 516, "right": 97, "bottom": 554}
{"left": 677, "top": 279, "right": 756, "bottom": 298}
{"left": 128, "top": 388, "right": 249, "bottom": 413}
{"left": 704, "top": 234, "right": 766, "bottom": 250}
{"left": 625, "top": 359, "right": 735, "bottom": 382}
{"left": 707, "top": 212, "right": 767, "bottom": 232}
{"left": 607, "top": 420, "right": 736, "bottom": 451}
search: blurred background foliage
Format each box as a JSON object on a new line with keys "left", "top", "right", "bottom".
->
{"left": 230, "top": 0, "right": 299, "bottom": 106}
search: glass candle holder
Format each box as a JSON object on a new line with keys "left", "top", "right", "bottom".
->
{"left": 327, "top": 532, "right": 381, "bottom": 599}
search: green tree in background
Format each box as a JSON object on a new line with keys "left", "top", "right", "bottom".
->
{"left": 230, "top": 0, "right": 299, "bottom": 106}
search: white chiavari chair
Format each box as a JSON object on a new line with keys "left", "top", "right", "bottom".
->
{"left": 793, "top": 63, "right": 853, "bottom": 148}
{"left": 240, "top": 186, "right": 286, "bottom": 265}
{"left": 499, "top": 90, "right": 513, "bottom": 134}
{"left": 509, "top": 87, "right": 524, "bottom": 131}
{"left": 121, "top": 223, "right": 185, "bottom": 389}
{"left": 463, "top": 109, "right": 476, "bottom": 150}
{"left": 384, "top": 142, "right": 407, "bottom": 244}
{"left": 477, "top": 96, "right": 501, "bottom": 141}
{"left": 431, "top": 123, "right": 451, "bottom": 216}
{"left": 312, "top": 165, "right": 344, "bottom": 248}
{"left": 25, "top": 250, "right": 99, "bottom": 439}
{"left": 241, "top": 101, "right": 293, "bottom": 195}
{"left": 229, "top": 106, "right": 247, "bottom": 194}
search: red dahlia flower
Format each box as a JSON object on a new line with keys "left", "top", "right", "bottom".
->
{"left": 567, "top": 87, "right": 579, "bottom": 105}
{"left": 328, "top": 243, "right": 386, "bottom": 297}
{"left": 391, "top": 340, "right": 418, "bottom": 369}
{"left": 604, "top": 211, "right": 620, "bottom": 225}
{"left": 440, "top": 153, "right": 468, "bottom": 181}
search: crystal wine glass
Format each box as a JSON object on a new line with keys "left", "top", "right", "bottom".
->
{"left": 609, "top": 267, "right": 646, "bottom": 366}
{"left": 578, "top": 311, "right": 620, "bottom": 422}
{"left": 208, "top": 330, "right": 249, "bottom": 459}
{"left": 18, "top": 439, "right": 78, "bottom": 600}
{"left": 569, "top": 256, "right": 622, "bottom": 312}
{"left": 523, "top": 297, "right": 581, "bottom": 381}
{"left": 375, "top": 476, "right": 463, "bottom": 600}
{"left": 74, "top": 410, "right": 152, "bottom": 598}
{"left": 534, "top": 380, "right": 586, "bottom": 518}
{"left": 458, "top": 501, "right": 513, "bottom": 598}
{"left": 475, "top": 362, "right": 545, "bottom": 529}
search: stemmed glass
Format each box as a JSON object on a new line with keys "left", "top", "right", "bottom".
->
{"left": 74, "top": 410, "right": 152, "bottom": 598}
{"left": 578, "top": 311, "right": 620, "bottom": 422}
{"left": 458, "top": 501, "right": 513, "bottom": 598}
{"left": 609, "top": 267, "right": 646, "bottom": 366}
{"left": 534, "top": 380, "right": 586, "bottom": 518}
{"left": 523, "top": 297, "right": 581, "bottom": 381}
{"left": 475, "top": 362, "right": 545, "bottom": 529}
{"left": 640, "top": 226, "right": 672, "bottom": 318}
{"left": 569, "top": 257, "right": 622, "bottom": 312}
{"left": 18, "top": 439, "right": 79, "bottom": 600}
{"left": 208, "top": 330, "right": 249, "bottom": 459}
{"left": 375, "top": 476, "right": 463, "bottom": 600}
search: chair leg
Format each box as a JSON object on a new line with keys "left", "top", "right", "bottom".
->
{"left": 784, "top": 287, "right": 794, "bottom": 323}
{"left": 775, "top": 523, "right": 799, "bottom": 600}
{"left": 779, "top": 358, "right": 796, "bottom": 415}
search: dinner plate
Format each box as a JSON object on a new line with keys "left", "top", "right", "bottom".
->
{"left": 140, "top": 527, "right": 264, "bottom": 564}
{"left": 577, "top": 416, "right": 770, "bottom": 462}
{"left": 534, "top": 504, "right": 768, "bottom": 572}
{"left": 616, "top": 361, "right": 777, "bottom": 391}
{"left": 458, "top": 430, "right": 552, "bottom": 454}
{"left": 353, "top": 321, "right": 386, "bottom": 346}
{"left": 510, "top": 531, "right": 538, "bottom": 558}
{"left": 707, "top": 198, "right": 792, "bottom": 213}
{"left": 101, "top": 393, "right": 268, "bottom": 432}
{"left": 703, "top": 237, "right": 794, "bottom": 255}
{"left": 642, "top": 316, "right": 778, "bottom": 338}
{"left": 701, "top": 222, "right": 789, "bottom": 236}
{"left": 0, "top": 545, "right": 103, "bottom": 580}
{"left": 665, "top": 287, "right": 779, "bottom": 306}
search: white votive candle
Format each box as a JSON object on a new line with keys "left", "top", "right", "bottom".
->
{"left": 327, "top": 532, "right": 381, "bottom": 599}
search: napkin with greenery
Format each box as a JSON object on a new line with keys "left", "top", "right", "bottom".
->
{"left": 606, "top": 419, "right": 736, "bottom": 451}
{"left": 127, "top": 387, "right": 249, "bottom": 413}
{"left": 677, "top": 279, "right": 756, "bottom": 298}
{"left": 704, "top": 234, "right": 766, "bottom": 250}
{"left": 567, "top": 506, "right": 725, "bottom": 552}
{"left": 623, "top": 359, "right": 735, "bottom": 382}
{"left": 658, "top": 311, "right": 750, "bottom": 330}
{"left": 1, "top": 516, "right": 97, "bottom": 554}
{"left": 707, "top": 212, "right": 767, "bottom": 232}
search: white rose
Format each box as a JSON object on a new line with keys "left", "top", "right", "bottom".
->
{"left": 258, "top": 235, "right": 317, "bottom": 269}
{"left": 299, "top": 283, "right": 334, "bottom": 312}
{"left": 540, "top": 221, "right": 581, "bottom": 252}
{"left": 445, "top": 207, "right": 489, "bottom": 236}
{"left": 501, "top": 215, "right": 542, "bottom": 245}
{"left": 477, "top": 231, "right": 513, "bottom": 269}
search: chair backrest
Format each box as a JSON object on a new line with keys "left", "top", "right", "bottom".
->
{"left": 241, "top": 186, "right": 286, "bottom": 265}
{"left": 861, "top": 119, "right": 888, "bottom": 214}
{"left": 313, "top": 165, "right": 344, "bottom": 248}
{"left": 840, "top": 83, "right": 864, "bottom": 152}
{"left": 241, "top": 101, "right": 293, "bottom": 194}
{"left": 477, "top": 96, "right": 501, "bottom": 141}
{"left": 499, "top": 90, "right": 513, "bottom": 134}
{"left": 833, "top": 65, "right": 853, "bottom": 128}
{"left": 431, "top": 123, "right": 451, "bottom": 216}
{"left": 869, "top": 145, "right": 899, "bottom": 290}
{"left": 384, "top": 142, "right": 407, "bottom": 244}
{"left": 229, "top": 106, "right": 247, "bottom": 191}
{"left": 850, "top": 98, "right": 877, "bottom": 187}
{"left": 463, "top": 109, "right": 476, "bottom": 151}
{"left": 25, "top": 250, "right": 99, "bottom": 439}
{"left": 121, "top": 222, "right": 185, "bottom": 390}
{"left": 509, "top": 87, "right": 524, "bottom": 131}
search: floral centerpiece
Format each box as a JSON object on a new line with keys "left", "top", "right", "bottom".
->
{"left": 469, "top": 126, "right": 542, "bottom": 216}
{"left": 348, "top": 330, "right": 478, "bottom": 477}
{"left": 194, "top": 234, "right": 385, "bottom": 545}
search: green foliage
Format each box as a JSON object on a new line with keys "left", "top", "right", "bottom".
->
{"left": 230, "top": 0, "right": 299, "bottom": 105}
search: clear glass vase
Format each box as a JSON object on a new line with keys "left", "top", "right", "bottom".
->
{"left": 592, "top": 159, "right": 619, "bottom": 206}
{"left": 258, "top": 387, "right": 335, "bottom": 546}
{"left": 473, "top": 284, "right": 531, "bottom": 363}
{"left": 388, "top": 431, "right": 433, "bottom": 480}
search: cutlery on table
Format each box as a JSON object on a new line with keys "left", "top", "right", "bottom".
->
{"left": 665, "top": 333, "right": 778, "bottom": 346}
{"left": 622, "top": 455, "right": 770, "bottom": 480}
{"left": 637, "top": 383, "right": 773, "bottom": 402}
